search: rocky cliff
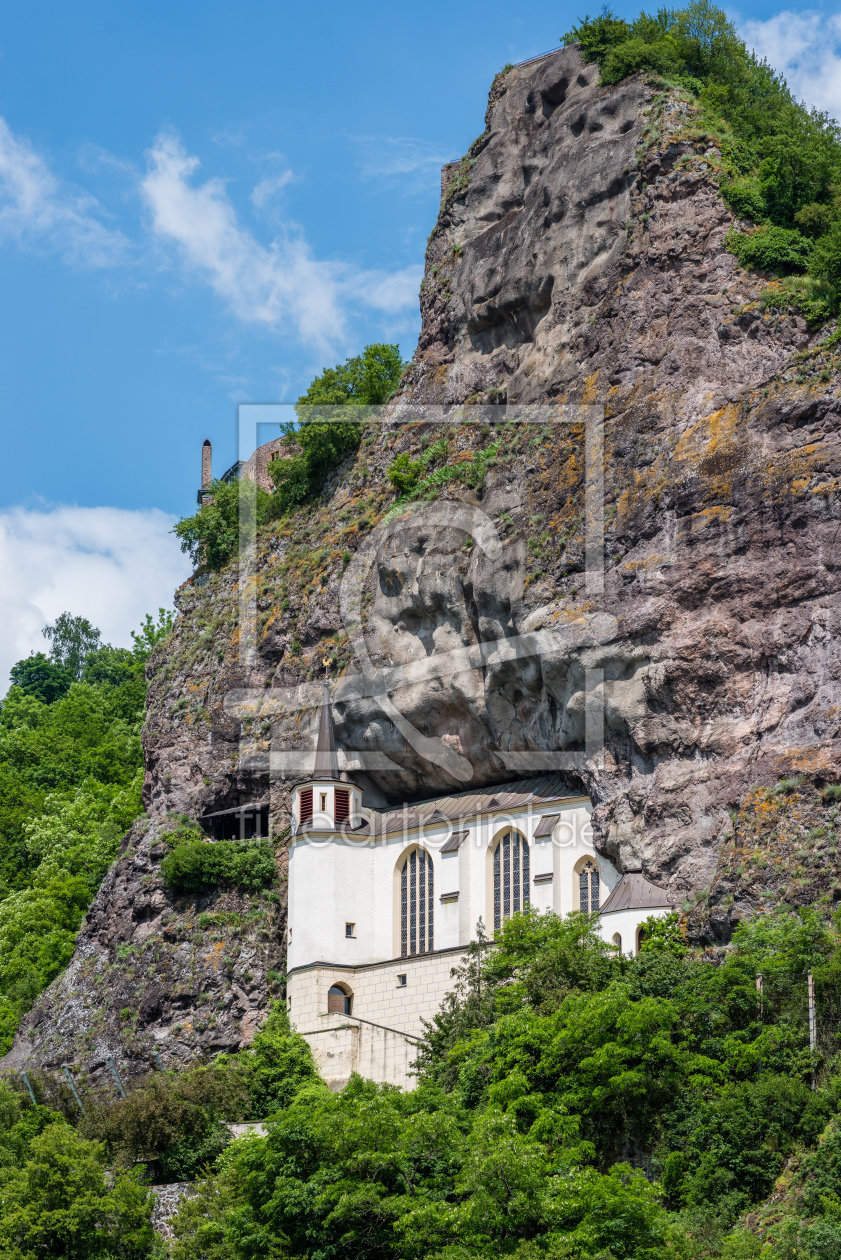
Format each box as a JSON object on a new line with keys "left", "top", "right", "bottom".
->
{"left": 5, "top": 45, "right": 840, "bottom": 1080}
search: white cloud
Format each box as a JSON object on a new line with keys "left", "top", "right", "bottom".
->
{"left": 354, "top": 265, "right": 424, "bottom": 314}
{"left": 0, "top": 504, "right": 191, "bottom": 695}
{"left": 141, "top": 131, "right": 347, "bottom": 346}
{"left": 0, "top": 118, "right": 129, "bottom": 267}
{"left": 354, "top": 135, "right": 453, "bottom": 183}
{"left": 740, "top": 9, "right": 841, "bottom": 117}
{"left": 251, "top": 169, "right": 296, "bottom": 210}
{"left": 0, "top": 118, "right": 421, "bottom": 351}
{"left": 141, "top": 130, "right": 421, "bottom": 350}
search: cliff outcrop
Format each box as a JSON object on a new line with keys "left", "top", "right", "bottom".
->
{"left": 1, "top": 815, "right": 283, "bottom": 1086}
{"left": 5, "top": 45, "right": 840, "bottom": 1079}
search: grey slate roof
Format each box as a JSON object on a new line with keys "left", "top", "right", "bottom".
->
{"left": 296, "top": 774, "right": 584, "bottom": 839}
{"left": 599, "top": 872, "right": 674, "bottom": 914}
{"left": 312, "top": 686, "right": 340, "bottom": 781}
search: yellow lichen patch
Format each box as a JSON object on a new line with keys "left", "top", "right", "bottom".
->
{"left": 672, "top": 403, "right": 743, "bottom": 468}
{"left": 758, "top": 441, "right": 825, "bottom": 502}
{"left": 621, "top": 553, "right": 666, "bottom": 572}
{"left": 812, "top": 478, "right": 841, "bottom": 495}
{"left": 696, "top": 505, "right": 733, "bottom": 525}
{"left": 776, "top": 746, "right": 835, "bottom": 775}
{"left": 581, "top": 372, "right": 600, "bottom": 404}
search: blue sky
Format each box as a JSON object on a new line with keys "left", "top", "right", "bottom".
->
{"left": 0, "top": 0, "right": 840, "bottom": 681}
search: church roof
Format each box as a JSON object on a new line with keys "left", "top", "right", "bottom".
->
{"left": 598, "top": 872, "right": 673, "bottom": 914}
{"left": 299, "top": 773, "right": 582, "bottom": 838}
{"left": 312, "top": 685, "right": 340, "bottom": 781}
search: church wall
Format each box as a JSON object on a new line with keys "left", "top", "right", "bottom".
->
{"left": 597, "top": 905, "right": 671, "bottom": 955}
{"left": 287, "top": 946, "right": 467, "bottom": 1041}
{"left": 288, "top": 1012, "right": 420, "bottom": 1090}
{"left": 287, "top": 795, "right": 612, "bottom": 976}
{"left": 287, "top": 791, "right": 633, "bottom": 1090}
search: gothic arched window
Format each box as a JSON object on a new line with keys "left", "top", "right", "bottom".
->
{"left": 401, "top": 849, "right": 434, "bottom": 957}
{"left": 493, "top": 831, "right": 530, "bottom": 933}
{"left": 579, "top": 860, "right": 600, "bottom": 913}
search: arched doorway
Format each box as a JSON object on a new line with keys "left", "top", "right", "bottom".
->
{"left": 327, "top": 984, "right": 352, "bottom": 1015}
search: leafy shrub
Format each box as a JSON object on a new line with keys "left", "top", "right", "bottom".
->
{"left": 173, "top": 477, "right": 276, "bottom": 571}
{"left": 637, "top": 910, "right": 689, "bottom": 956}
{"left": 722, "top": 175, "right": 767, "bottom": 222}
{"left": 159, "top": 814, "right": 206, "bottom": 849}
{"left": 796, "top": 201, "right": 838, "bottom": 237}
{"left": 0, "top": 1122, "right": 154, "bottom": 1258}
{"left": 387, "top": 452, "right": 423, "bottom": 494}
{"left": 725, "top": 225, "right": 813, "bottom": 274}
{"left": 234, "top": 1002, "right": 321, "bottom": 1117}
{"left": 563, "top": 2, "right": 841, "bottom": 319}
{"left": 758, "top": 274, "right": 841, "bottom": 324}
{"left": 810, "top": 221, "right": 841, "bottom": 283}
{"left": 82, "top": 1007, "right": 318, "bottom": 1184}
{"left": 602, "top": 34, "right": 682, "bottom": 83}
{"left": 269, "top": 343, "right": 406, "bottom": 512}
{"left": 160, "top": 839, "right": 276, "bottom": 893}
{"left": 82, "top": 1064, "right": 248, "bottom": 1180}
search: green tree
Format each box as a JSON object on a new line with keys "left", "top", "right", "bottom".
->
{"left": 172, "top": 477, "right": 275, "bottom": 571}
{"left": 296, "top": 342, "right": 405, "bottom": 410}
{"left": 0, "top": 612, "right": 153, "bottom": 1053}
{"left": 41, "top": 613, "right": 102, "bottom": 680}
{"left": 270, "top": 342, "right": 406, "bottom": 512}
{"left": 129, "top": 608, "right": 175, "bottom": 659}
{"left": 562, "top": 0, "right": 841, "bottom": 316}
{"left": 0, "top": 1123, "right": 154, "bottom": 1259}
{"left": 8, "top": 656, "right": 73, "bottom": 706}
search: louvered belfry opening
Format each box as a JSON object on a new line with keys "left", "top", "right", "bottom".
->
{"left": 579, "top": 861, "right": 600, "bottom": 913}
{"left": 401, "top": 849, "right": 434, "bottom": 958}
{"left": 299, "top": 787, "right": 313, "bottom": 823}
{"left": 334, "top": 788, "right": 350, "bottom": 822}
{"left": 493, "top": 831, "right": 530, "bottom": 932}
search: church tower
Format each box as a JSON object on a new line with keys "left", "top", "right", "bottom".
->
{"left": 291, "top": 686, "right": 362, "bottom": 833}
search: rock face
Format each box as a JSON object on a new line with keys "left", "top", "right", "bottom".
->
{"left": 1, "top": 817, "right": 283, "bottom": 1088}
{"left": 6, "top": 46, "right": 841, "bottom": 1078}
{"left": 400, "top": 46, "right": 841, "bottom": 900}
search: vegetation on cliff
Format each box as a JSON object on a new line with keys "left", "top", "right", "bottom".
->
{"left": 173, "top": 343, "right": 405, "bottom": 571}
{"left": 149, "top": 905, "right": 841, "bottom": 1259}
{"left": 564, "top": 1, "right": 841, "bottom": 320}
{"left": 0, "top": 611, "right": 172, "bottom": 1055}
{"left": 0, "top": 1004, "right": 316, "bottom": 1258}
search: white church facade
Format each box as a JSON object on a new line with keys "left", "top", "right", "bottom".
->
{"left": 285, "top": 694, "right": 674, "bottom": 1088}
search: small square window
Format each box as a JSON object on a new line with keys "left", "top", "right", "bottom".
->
{"left": 397, "top": 974, "right": 407, "bottom": 987}
{"left": 345, "top": 922, "right": 355, "bottom": 937}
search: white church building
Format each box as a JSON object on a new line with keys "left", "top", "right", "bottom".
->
{"left": 285, "top": 693, "right": 674, "bottom": 1088}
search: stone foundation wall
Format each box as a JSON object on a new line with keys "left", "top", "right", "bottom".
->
{"left": 150, "top": 1182, "right": 195, "bottom": 1238}
{"left": 288, "top": 947, "right": 467, "bottom": 1088}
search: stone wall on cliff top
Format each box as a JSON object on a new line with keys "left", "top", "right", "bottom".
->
{"left": 5, "top": 45, "right": 841, "bottom": 1081}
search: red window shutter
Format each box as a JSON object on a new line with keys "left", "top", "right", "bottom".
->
{"left": 335, "top": 789, "right": 350, "bottom": 822}
{"left": 300, "top": 788, "right": 313, "bottom": 822}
